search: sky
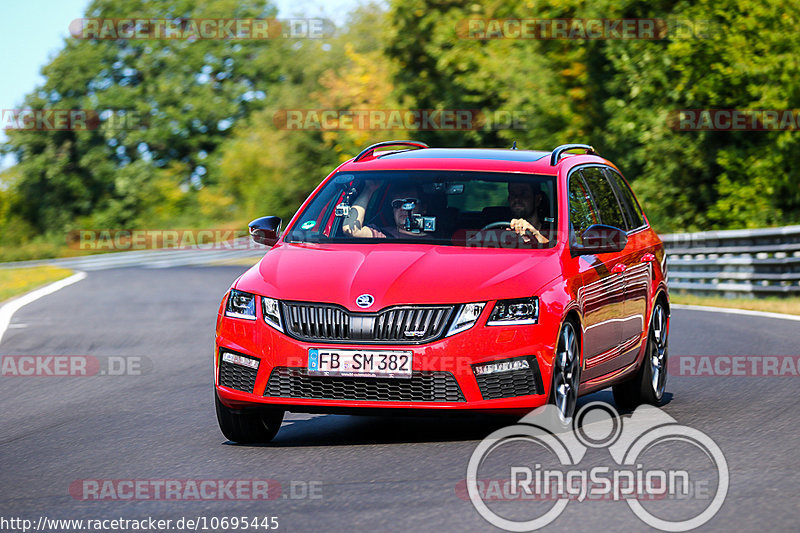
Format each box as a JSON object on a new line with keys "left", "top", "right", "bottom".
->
{"left": 0, "top": 0, "right": 366, "bottom": 169}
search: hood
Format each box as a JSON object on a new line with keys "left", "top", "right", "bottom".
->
{"left": 235, "top": 242, "right": 560, "bottom": 311}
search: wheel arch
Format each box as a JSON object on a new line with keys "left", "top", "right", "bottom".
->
{"left": 560, "top": 305, "right": 584, "bottom": 366}
{"left": 651, "top": 286, "right": 670, "bottom": 332}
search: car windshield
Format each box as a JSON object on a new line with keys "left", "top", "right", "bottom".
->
{"left": 284, "top": 170, "right": 558, "bottom": 248}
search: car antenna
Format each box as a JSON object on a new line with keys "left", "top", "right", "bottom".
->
{"left": 510, "top": 141, "right": 517, "bottom": 150}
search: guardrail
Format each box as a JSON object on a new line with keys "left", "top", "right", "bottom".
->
{"left": 661, "top": 225, "right": 800, "bottom": 297}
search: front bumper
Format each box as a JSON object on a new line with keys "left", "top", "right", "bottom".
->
{"left": 214, "top": 308, "right": 559, "bottom": 414}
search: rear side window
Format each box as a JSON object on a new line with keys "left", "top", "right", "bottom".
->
{"left": 568, "top": 171, "right": 599, "bottom": 244}
{"left": 579, "top": 167, "right": 627, "bottom": 230}
{"left": 605, "top": 169, "right": 646, "bottom": 230}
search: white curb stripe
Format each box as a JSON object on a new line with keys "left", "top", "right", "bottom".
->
{"left": 0, "top": 272, "right": 87, "bottom": 345}
{"left": 672, "top": 303, "right": 800, "bottom": 322}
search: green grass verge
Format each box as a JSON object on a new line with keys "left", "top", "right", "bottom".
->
{"left": 0, "top": 266, "right": 75, "bottom": 302}
{"left": 670, "top": 293, "right": 800, "bottom": 316}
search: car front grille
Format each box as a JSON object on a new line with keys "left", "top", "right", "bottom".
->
{"left": 280, "top": 302, "right": 454, "bottom": 344}
{"left": 473, "top": 357, "right": 544, "bottom": 400}
{"left": 218, "top": 354, "right": 259, "bottom": 393}
{"left": 264, "top": 367, "right": 465, "bottom": 402}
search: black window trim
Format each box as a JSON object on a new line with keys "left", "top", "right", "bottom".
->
{"left": 602, "top": 167, "right": 648, "bottom": 234}
{"left": 571, "top": 163, "right": 648, "bottom": 235}
{"left": 286, "top": 169, "right": 560, "bottom": 247}
{"left": 565, "top": 166, "right": 600, "bottom": 250}
{"left": 574, "top": 164, "right": 628, "bottom": 230}
{"left": 601, "top": 167, "right": 633, "bottom": 231}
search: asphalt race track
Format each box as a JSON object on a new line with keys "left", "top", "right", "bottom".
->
{"left": 1, "top": 266, "right": 798, "bottom": 532}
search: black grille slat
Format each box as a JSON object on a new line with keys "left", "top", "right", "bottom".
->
{"left": 375, "top": 312, "right": 386, "bottom": 339}
{"left": 402, "top": 309, "right": 412, "bottom": 334}
{"left": 315, "top": 307, "right": 323, "bottom": 337}
{"left": 391, "top": 309, "right": 401, "bottom": 338}
{"left": 299, "top": 306, "right": 308, "bottom": 336}
{"left": 420, "top": 309, "right": 432, "bottom": 335}
{"left": 265, "top": 367, "right": 465, "bottom": 402}
{"left": 280, "top": 302, "right": 453, "bottom": 344}
{"left": 218, "top": 355, "right": 259, "bottom": 394}
{"left": 383, "top": 310, "right": 394, "bottom": 339}
{"left": 431, "top": 309, "right": 444, "bottom": 336}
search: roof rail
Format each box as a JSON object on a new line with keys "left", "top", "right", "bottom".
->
{"left": 353, "top": 140, "right": 429, "bottom": 162}
{"left": 549, "top": 144, "right": 597, "bottom": 166}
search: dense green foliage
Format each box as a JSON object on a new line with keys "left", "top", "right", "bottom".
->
{"left": 1, "top": 0, "right": 799, "bottom": 258}
{"left": 385, "top": 0, "right": 800, "bottom": 231}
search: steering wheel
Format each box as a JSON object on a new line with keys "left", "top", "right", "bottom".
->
{"left": 480, "top": 221, "right": 513, "bottom": 231}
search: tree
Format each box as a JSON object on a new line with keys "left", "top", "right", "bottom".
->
{"left": 384, "top": 0, "right": 800, "bottom": 231}
{"left": 216, "top": 2, "right": 396, "bottom": 222}
{"left": 2, "top": 0, "right": 284, "bottom": 231}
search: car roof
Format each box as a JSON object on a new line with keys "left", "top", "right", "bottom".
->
{"left": 337, "top": 146, "right": 612, "bottom": 175}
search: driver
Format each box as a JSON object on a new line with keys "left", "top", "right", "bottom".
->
{"left": 342, "top": 181, "right": 430, "bottom": 239}
{"left": 507, "top": 181, "right": 549, "bottom": 244}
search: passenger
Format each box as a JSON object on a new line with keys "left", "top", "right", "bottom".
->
{"left": 342, "top": 182, "right": 430, "bottom": 238}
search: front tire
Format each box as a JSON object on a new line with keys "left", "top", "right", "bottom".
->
{"left": 549, "top": 320, "right": 582, "bottom": 427}
{"left": 215, "top": 392, "right": 284, "bottom": 444}
{"left": 613, "top": 302, "right": 668, "bottom": 409}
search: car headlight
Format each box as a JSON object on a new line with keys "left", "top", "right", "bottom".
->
{"left": 261, "top": 296, "right": 283, "bottom": 332}
{"left": 446, "top": 302, "right": 486, "bottom": 336}
{"left": 487, "top": 297, "right": 539, "bottom": 325}
{"left": 225, "top": 289, "right": 256, "bottom": 320}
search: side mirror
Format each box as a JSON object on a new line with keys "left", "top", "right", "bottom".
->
{"left": 249, "top": 216, "right": 282, "bottom": 246}
{"left": 572, "top": 224, "right": 627, "bottom": 255}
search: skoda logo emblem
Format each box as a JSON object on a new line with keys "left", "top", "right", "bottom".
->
{"left": 356, "top": 294, "right": 374, "bottom": 308}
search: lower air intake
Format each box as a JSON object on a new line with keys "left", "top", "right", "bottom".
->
{"left": 218, "top": 355, "right": 259, "bottom": 394}
{"left": 265, "top": 367, "right": 465, "bottom": 402}
{"left": 473, "top": 356, "right": 544, "bottom": 400}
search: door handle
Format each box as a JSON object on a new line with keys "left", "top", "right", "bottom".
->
{"left": 611, "top": 263, "right": 627, "bottom": 274}
{"left": 641, "top": 253, "right": 656, "bottom": 263}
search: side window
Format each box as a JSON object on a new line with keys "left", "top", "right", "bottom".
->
{"left": 568, "top": 171, "right": 599, "bottom": 244}
{"left": 579, "top": 167, "right": 627, "bottom": 230}
{"left": 605, "top": 169, "right": 646, "bottom": 230}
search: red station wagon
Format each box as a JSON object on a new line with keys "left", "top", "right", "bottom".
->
{"left": 214, "top": 141, "right": 669, "bottom": 443}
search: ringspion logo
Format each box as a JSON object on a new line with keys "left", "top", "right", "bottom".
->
{"left": 465, "top": 403, "right": 728, "bottom": 531}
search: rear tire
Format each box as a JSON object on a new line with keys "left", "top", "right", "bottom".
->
{"left": 215, "top": 392, "right": 284, "bottom": 444}
{"left": 613, "top": 302, "right": 668, "bottom": 409}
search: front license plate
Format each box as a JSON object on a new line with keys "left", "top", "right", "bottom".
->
{"left": 308, "top": 348, "right": 413, "bottom": 379}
